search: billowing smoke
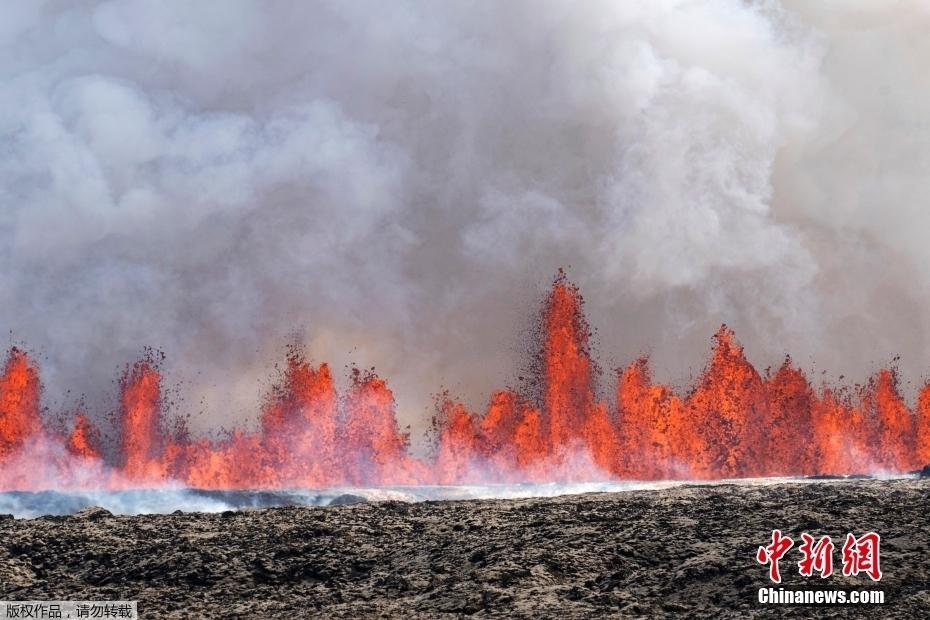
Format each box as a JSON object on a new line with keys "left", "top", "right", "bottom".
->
{"left": 1, "top": 1, "right": 928, "bottom": 443}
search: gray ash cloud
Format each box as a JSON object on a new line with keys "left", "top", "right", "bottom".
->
{"left": 2, "top": 1, "right": 929, "bottom": 442}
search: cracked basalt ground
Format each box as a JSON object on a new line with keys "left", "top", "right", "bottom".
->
{"left": 1, "top": 479, "right": 928, "bottom": 618}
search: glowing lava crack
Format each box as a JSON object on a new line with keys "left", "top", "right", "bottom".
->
{"left": 1, "top": 274, "right": 929, "bottom": 491}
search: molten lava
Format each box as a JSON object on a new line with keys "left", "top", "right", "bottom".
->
{"left": 120, "top": 360, "right": 165, "bottom": 481}
{"left": 65, "top": 413, "right": 101, "bottom": 461}
{"left": 0, "top": 274, "right": 928, "bottom": 491}
{"left": 0, "top": 348, "right": 41, "bottom": 460}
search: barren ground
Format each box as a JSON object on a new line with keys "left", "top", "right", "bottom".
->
{"left": 1, "top": 479, "right": 928, "bottom": 618}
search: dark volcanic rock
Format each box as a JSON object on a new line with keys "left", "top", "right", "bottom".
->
{"left": 1, "top": 480, "right": 927, "bottom": 618}
{"left": 919, "top": 464, "right": 930, "bottom": 479}
{"left": 73, "top": 507, "right": 113, "bottom": 521}
{"left": 328, "top": 493, "right": 367, "bottom": 506}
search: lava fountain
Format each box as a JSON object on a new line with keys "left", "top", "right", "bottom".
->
{"left": 1, "top": 273, "right": 928, "bottom": 493}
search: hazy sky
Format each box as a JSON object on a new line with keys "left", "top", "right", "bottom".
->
{"left": 2, "top": 1, "right": 929, "bottom": 442}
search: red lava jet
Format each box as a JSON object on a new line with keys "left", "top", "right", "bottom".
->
{"left": 1, "top": 273, "right": 929, "bottom": 491}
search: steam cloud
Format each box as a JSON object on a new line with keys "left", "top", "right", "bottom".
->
{"left": 2, "top": 1, "right": 929, "bottom": 443}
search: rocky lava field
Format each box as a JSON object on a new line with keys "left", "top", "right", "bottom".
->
{"left": 1, "top": 479, "right": 928, "bottom": 618}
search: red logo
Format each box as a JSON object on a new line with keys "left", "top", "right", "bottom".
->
{"left": 841, "top": 532, "right": 882, "bottom": 581}
{"left": 757, "top": 531, "right": 881, "bottom": 583}
{"left": 798, "top": 533, "right": 834, "bottom": 578}
{"left": 756, "top": 529, "right": 794, "bottom": 583}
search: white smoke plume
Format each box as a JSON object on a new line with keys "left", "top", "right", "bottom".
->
{"left": 1, "top": 1, "right": 928, "bottom": 444}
